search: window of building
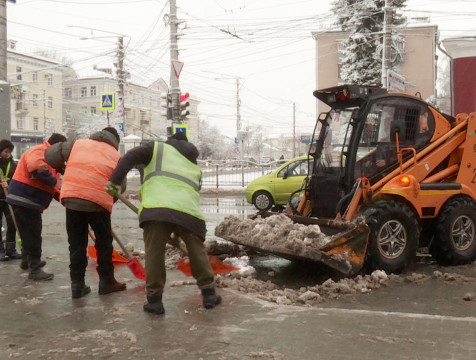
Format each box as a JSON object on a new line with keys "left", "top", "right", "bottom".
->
{"left": 90, "top": 86, "right": 97, "bottom": 96}
{"left": 46, "top": 74, "right": 53, "bottom": 86}
{"left": 32, "top": 72, "right": 38, "bottom": 83}
{"left": 48, "top": 97, "right": 53, "bottom": 109}
{"left": 140, "top": 110, "right": 147, "bottom": 122}
{"left": 32, "top": 94, "right": 38, "bottom": 107}
{"left": 17, "top": 117, "right": 23, "bottom": 129}
{"left": 90, "top": 106, "right": 96, "bottom": 115}
{"left": 16, "top": 66, "right": 22, "bottom": 81}
{"left": 81, "top": 87, "right": 87, "bottom": 97}
{"left": 33, "top": 117, "right": 39, "bottom": 131}
{"left": 81, "top": 106, "right": 87, "bottom": 114}
{"left": 64, "top": 88, "right": 72, "bottom": 99}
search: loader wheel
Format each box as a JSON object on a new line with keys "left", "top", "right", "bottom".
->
{"left": 253, "top": 191, "right": 273, "bottom": 211}
{"left": 429, "top": 197, "right": 476, "bottom": 265}
{"left": 362, "top": 201, "right": 419, "bottom": 274}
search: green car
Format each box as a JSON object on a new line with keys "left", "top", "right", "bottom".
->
{"left": 245, "top": 156, "right": 313, "bottom": 210}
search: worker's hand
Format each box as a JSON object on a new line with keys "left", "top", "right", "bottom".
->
{"left": 1, "top": 180, "right": 7, "bottom": 189}
{"left": 55, "top": 179, "right": 62, "bottom": 190}
{"left": 376, "top": 159, "right": 386, "bottom": 167}
{"left": 105, "top": 181, "right": 120, "bottom": 196}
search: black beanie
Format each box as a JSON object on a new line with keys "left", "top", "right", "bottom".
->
{"left": 168, "top": 132, "right": 188, "bottom": 142}
{"left": 0, "top": 139, "right": 14, "bottom": 153}
{"left": 102, "top": 127, "right": 120, "bottom": 143}
{"left": 47, "top": 133, "right": 67, "bottom": 145}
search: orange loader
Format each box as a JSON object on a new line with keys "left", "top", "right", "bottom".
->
{"left": 218, "top": 85, "right": 476, "bottom": 275}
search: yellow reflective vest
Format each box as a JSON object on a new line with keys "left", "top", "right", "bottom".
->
{"left": 140, "top": 142, "right": 204, "bottom": 220}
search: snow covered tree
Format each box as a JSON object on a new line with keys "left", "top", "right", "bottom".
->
{"left": 196, "top": 120, "right": 235, "bottom": 160}
{"left": 331, "top": 0, "right": 407, "bottom": 85}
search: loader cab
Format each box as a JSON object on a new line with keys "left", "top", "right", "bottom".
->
{"left": 309, "top": 86, "right": 436, "bottom": 218}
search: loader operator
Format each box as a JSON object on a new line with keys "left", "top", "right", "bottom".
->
{"left": 6, "top": 133, "right": 66, "bottom": 281}
{"left": 45, "top": 127, "right": 127, "bottom": 299}
{"left": 106, "top": 132, "right": 221, "bottom": 315}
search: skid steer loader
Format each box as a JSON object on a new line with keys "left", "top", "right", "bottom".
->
{"left": 217, "top": 85, "right": 476, "bottom": 275}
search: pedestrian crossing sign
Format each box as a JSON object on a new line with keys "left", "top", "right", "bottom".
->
{"left": 173, "top": 124, "right": 189, "bottom": 139}
{"left": 100, "top": 93, "right": 115, "bottom": 110}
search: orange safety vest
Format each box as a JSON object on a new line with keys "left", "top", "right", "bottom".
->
{"left": 60, "top": 139, "right": 121, "bottom": 213}
{"left": 11, "top": 141, "right": 60, "bottom": 195}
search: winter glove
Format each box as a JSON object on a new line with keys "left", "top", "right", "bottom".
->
{"left": 105, "top": 181, "right": 120, "bottom": 196}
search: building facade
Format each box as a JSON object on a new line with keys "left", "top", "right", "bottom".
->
{"left": 312, "top": 25, "right": 438, "bottom": 114}
{"left": 7, "top": 49, "right": 64, "bottom": 159}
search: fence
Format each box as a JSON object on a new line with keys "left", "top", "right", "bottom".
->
{"left": 198, "top": 160, "right": 287, "bottom": 188}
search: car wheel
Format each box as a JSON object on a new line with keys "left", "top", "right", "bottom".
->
{"left": 362, "top": 201, "right": 419, "bottom": 274}
{"left": 429, "top": 197, "right": 476, "bottom": 265}
{"left": 253, "top": 191, "right": 273, "bottom": 211}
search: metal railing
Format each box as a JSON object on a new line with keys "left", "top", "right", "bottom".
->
{"left": 198, "top": 159, "right": 287, "bottom": 188}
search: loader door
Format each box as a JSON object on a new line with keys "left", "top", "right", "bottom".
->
{"left": 351, "top": 96, "right": 435, "bottom": 185}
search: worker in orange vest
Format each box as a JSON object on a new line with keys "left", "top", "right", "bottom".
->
{"left": 46, "top": 127, "right": 126, "bottom": 299}
{"left": 6, "top": 133, "right": 66, "bottom": 281}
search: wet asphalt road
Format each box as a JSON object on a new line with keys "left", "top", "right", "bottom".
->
{"left": 0, "top": 191, "right": 476, "bottom": 359}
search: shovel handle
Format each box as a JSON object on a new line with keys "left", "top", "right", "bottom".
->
{"left": 0, "top": 173, "right": 20, "bottom": 237}
{"left": 115, "top": 192, "right": 139, "bottom": 214}
{"left": 111, "top": 229, "right": 133, "bottom": 259}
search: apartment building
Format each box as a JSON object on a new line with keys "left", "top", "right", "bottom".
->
{"left": 312, "top": 25, "right": 438, "bottom": 114}
{"left": 7, "top": 48, "right": 64, "bottom": 159}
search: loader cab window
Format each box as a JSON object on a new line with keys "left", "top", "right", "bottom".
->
{"left": 355, "top": 97, "right": 435, "bottom": 182}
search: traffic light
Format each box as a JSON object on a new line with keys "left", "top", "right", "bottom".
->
{"left": 160, "top": 92, "right": 172, "bottom": 120}
{"left": 179, "top": 92, "right": 190, "bottom": 120}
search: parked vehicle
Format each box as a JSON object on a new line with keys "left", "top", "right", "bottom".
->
{"left": 245, "top": 156, "right": 312, "bottom": 210}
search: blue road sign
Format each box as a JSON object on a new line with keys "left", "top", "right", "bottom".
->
{"left": 100, "top": 93, "right": 115, "bottom": 111}
{"left": 117, "top": 123, "right": 124, "bottom": 133}
{"left": 173, "top": 124, "right": 189, "bottom": 139}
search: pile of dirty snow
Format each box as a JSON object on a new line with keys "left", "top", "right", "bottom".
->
{"left": 214, "top": 214, "right": 335, "bottom": 259}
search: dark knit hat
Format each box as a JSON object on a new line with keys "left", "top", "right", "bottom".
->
{"left": 47, "top": 133, "right": 67, "bottom": 145}
{"left": 102, "top": 127, "right": 120, "bottom": 143}
{"left": 168, "top": 131, "right": 188, "bottom": 142}
{"left": 0, "top": 139, "right": 14, "bottom": 153}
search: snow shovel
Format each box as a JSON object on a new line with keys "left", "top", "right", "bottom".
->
{"left": 87, "top": 229, "right": 127, "bottom": 263}
{"left": 113, "top": 191, "right": 239, "bottom": 276}
{"left": 111, "top": 229, "right": 146, "bottom": 280}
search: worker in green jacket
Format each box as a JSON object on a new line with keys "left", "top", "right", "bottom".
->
{"left": 106, "top": 132, "right": 221, "bottom": 315}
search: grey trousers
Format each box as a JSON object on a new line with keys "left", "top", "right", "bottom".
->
{"left": 142, "top": 221, "right": 214, "bottom": 298}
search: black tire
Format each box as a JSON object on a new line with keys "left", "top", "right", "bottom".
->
{"left": 362, "top": 201, "right": 419, "bottom": 274}
{"left": 429, "top": 197, "right": 476, "bottom": 265}
{"left": 252, "top": 191, "right": 273, "bottom": 211}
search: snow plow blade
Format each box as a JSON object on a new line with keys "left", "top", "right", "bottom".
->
{"left": 228, "top": 212, "right": 369, "bottom": 275}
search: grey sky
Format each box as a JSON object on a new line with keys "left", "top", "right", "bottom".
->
{"left": 6, "top": 0, "right": 476, "bottom": 138}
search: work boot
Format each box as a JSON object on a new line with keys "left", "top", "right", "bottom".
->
{"left": 28, "top": 257, "right": 53, "bottom": 281}
{"left": 20, "top": 253, "right": 46, "bottom": 270}
{"left": 0, "top": 242, "right": 7, "bottom": 261}
{"left": 6, "top": 242, "right": 22, "bottom": 260}
{"left": 201, "top": 288, "right": 222, "bottom": 309}
{"left": 98, "top": 274, "right": 126, "bottom": 295}
{"left": 143, "top": 296, "right": 165, "bottom": 315}
{"left": 71, "top": 282, "right": 91, "bottom": 299}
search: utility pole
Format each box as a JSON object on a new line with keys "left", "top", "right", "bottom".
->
{"left": 381, "top": 0, "right": 393, "bottom": 88}
{"left": 43, "top": 89, "right": 46, "bottom": 138}
{"left": 292, "top": 103, "right": 296, "bottom": 158}
{"left": 169, "top": 0, "right": 180, "bottom": 122}
{"left": 0, "top": 0, "right": 10, "bottom": 140}
{"left": 236, "top": 78, "right": 243, "bottom": 161}
{"left": 116, "top": 36, "right": 126, "bottom": 134}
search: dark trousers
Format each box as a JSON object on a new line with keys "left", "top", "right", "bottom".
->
{"left": 143, "top": 221, "right": 214, "bottom": 298}
{"left": 13, "top": 205, "right": 42, "bottom": 258}
{"left": 0, "top": 201, "right": 16, "bottom": 250}
{"left": 66, "top": 208, "right": 114, "bottom": 283}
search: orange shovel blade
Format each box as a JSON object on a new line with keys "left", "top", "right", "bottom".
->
{"left": 177, "top": 255, "right": 239, "bottom": 277}
{"left": 87, "top": 245, "right": 128, "bottom": 263}
{"left": 127, "top": 257, "right": 146, "bottom": 280}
